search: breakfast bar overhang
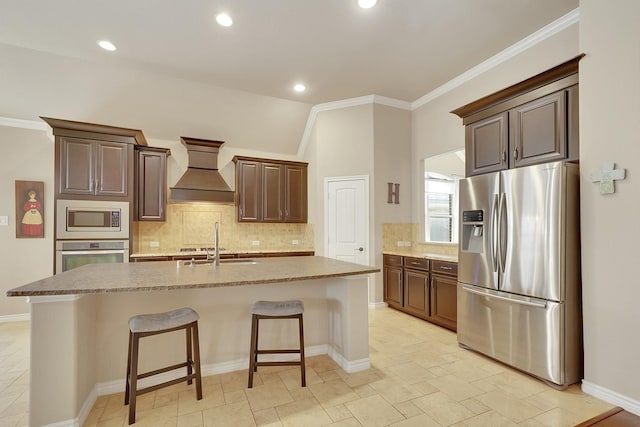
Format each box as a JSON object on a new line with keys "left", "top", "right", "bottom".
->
{"left": 7, "top": 256, "right": 378, "bottom": 427}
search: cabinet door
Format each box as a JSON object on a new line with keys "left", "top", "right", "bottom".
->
{"left": 510, "top": 90, "right": 567, "bottom": 168}
{"left": 236, "top": 160, "right": 261, "bottom": 222}
{"left": 384, "top": 265, "right": 403, "bottom": 309}
{"left": 59, "top": 137, "right": 94, "bottom": 195}
{"left": 261, "top": 163, "right": 284, "bottom": 222}
{"left": 96, "top": 141, "right": 128, "bottom": 196}
{"left": 403, "top": 269, "right": 429, "bottom": 319}
{"left": 430, "top": 274, "right": 457, "bottom": 331}
{"left": 284, "top": 164, "right": 308, "bottom": 223}
{"left": 466, "top": 112, "right": 508, "bottom": 176}
{"left": 136, "top": 149, "right": 167, "bottom": 221}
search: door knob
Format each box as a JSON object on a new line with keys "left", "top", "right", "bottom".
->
{"left": 355, "top": 247, "right": 364, "bottom": 252}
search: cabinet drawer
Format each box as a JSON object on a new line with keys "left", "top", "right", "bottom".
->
{"left": 404, "top": 257, "right": 429, "bottom": 271}
{"left": 383, "top": 254, "right": 403, "bottom": 267}
{"left": 431, "top": 260, "right": 458, "bottom": 276}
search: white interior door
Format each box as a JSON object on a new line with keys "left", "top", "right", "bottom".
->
{"left": 325, "top": 176, "right": 369, "bottom": 265}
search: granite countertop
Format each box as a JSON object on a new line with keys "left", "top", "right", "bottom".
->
{"left": 130, "top": 249, "right": 314, "bottom": 258}
{"left": 6, "top": 256, "right": 378, "bottom": 297}
{"left": 383, "top": 250, "right": 458, "bottom": 263}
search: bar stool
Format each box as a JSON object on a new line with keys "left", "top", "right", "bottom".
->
{"left": 248, "top": 300, "right": 306, "bottom": 388}
{"left": 124, "top": 307, "right": 203, "bottom": 425}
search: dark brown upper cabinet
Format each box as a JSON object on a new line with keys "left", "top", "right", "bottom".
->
{"left": 59, "top": 137, "right": 129, "bottom": 197}
{"left": 233, "top": 156, "right": 308, "bottom": 223}
{"left": 42, "top": 117, "right": 146, "bottom": 201}
{"left": 135, "top": 146, "right": 170, "bottom": 221}
{"left": 466, "top": 112, "right": 509, "bottom": 175}
{"left": 452, "top": 54, "right": 583, "bottom": 177}
{"left": 510, "top": 90, "right": 567, "bottom": 168}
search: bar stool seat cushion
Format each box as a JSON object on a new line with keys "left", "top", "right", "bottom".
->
{"left": 251, "top": 300, "right": 304, "bottom": 316}
{"left": 129, "top": 307, "right": 199, "bottom": 333}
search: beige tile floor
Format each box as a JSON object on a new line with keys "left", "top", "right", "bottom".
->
{"left": 0, "top": 308, "right": 615, "bottom": 426}
{"left": 0, "top": 321, "right": 29, "bottom": 427}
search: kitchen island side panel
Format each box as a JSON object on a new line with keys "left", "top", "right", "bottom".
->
{"left": 26, "top": 276, "right": 370, "bottom": 427}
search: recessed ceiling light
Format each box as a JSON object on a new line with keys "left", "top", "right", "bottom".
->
{"left": 358, "top": 0, "right": 377, "bottom": 9}
{"left": 97, "top": 40, "right": 117, "bottom": 51}
{"left": 216, "top": 13, "right": 233, "bottom": 27}
{"left": 293, "top": 84, "right": 306, "bottom": 93}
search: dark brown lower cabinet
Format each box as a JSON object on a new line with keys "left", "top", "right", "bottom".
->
{"left": 403, "top": 268, "right": 429, "bottom": 320}
{"left": 430, "top": 274, "right": 457, "bottom": 330}
{"left": 383, "top": 254, "right": 403, "bottom": 309}
{"left": 383, "top": 254, "right": 457, "bottom": 331}
{"left": 384, "top": 265, "right": 403, "bottom": 309}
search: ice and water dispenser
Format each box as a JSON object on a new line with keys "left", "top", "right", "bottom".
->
{"left": 461, "top": 210, "right": 484, "bottom": 253}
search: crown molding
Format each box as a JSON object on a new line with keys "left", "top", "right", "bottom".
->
{"left": 411, "top": 7, "right": 580, "bottom": 110}
{"left": 0, "top": 116, "right": 48, "bottom": 131}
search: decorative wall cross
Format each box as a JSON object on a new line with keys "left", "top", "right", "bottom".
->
{"left": 590, "top": 163, "right": 626, "bottom": 195}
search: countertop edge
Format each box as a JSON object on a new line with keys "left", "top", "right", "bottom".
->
{"left": 6, "top": 262, "right": 380, "bottom": 297}
{"left": 383, "top": 251, "right": 458, "bottom": 262}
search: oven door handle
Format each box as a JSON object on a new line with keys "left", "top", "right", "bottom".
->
{"left": 58, "top": 250, "right": 127, "bottom": 255}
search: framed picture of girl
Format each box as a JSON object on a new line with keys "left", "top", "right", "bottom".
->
{"left": 15, "top": 180, "right": 45, "bottom": 238}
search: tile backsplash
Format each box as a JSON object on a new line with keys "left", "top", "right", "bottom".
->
{"left": 382, "top": 223, "right": 457, "bottom": 257}
{"left": 133, "top": 203, "right": 314, "bottom": 254}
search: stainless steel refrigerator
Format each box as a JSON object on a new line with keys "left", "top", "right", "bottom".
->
{"left": 457, "top": 161, "right": 582, "bottom": 388}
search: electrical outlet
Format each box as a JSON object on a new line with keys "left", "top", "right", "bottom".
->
{"left": 252, "top": 240, "right": 260, "bottom": 246}
{"left": 397, "top": 241, "right": 404, "bottom": 247}
{"left": 0, "top": 216, "right": 8, "bottom": 226}
{"left": 291, "top": 239, "right": 299, "bottom": 245}
{"left": 149, "top": 241, "right": 160, "bottom": 248}
{"left": 404, "top": 241, "right": 411, "bottom": 247}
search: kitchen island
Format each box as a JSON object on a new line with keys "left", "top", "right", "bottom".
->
{"left": 7, "top": 256, "right": 377, "bottom": 427}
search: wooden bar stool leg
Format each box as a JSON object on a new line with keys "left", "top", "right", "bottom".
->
{"left": 253, "top": 315, "right": 260, "bottom": 372}
{"left": 186, "top": 325, "right": 193, "bottom": 385}
{"left": 298, "top": 314, "right": 306, "bottom": 387}
{"left": 124, "top": 331, "right": 132, "bottom": 405}
{"left": 128, "top": 333, "right": 140, "bottom": 425}
{"left": 248, "top": 314, "right": 258, "bottom": 388}
{"left": 192, "top": 321, "right": 203, "bottom": 400}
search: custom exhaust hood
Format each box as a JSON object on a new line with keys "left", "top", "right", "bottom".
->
{"left": 170, "top": 137, "right": 235, "bottom": 203}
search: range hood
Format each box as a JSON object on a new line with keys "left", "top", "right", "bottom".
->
{"left": 170, "top": 137, "right": 235, "bottom": 203}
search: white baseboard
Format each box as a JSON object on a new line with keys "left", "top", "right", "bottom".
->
{"left": 368, "top": 302, "right": 388, "bottom": 309}
{"left": 327, "top": 346, "right": 370, "bottom": 373}
{"left": 582, "top": 380, "right": 640, "bottom": 416}
{"left": 49, "top": 342, "right": 372, "bottom": 426}
{"left": 0, "top": 313, "right": 30, "bottom": 323}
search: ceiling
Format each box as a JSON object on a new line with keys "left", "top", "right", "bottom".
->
{"left": 0, "top": 0, "right": 578, "bottom": 105}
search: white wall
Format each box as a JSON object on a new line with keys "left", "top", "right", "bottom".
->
{"left": 0, "top": 125, "right": 54, "bottom": 317}
{"left": 0, "top": 43, "right": 311, "bottom": 155}
{"left": 304, "top": 104, "right": 375, "bottom": 258}
{"left": 579, "top": 0, "right": 640, "bottom": 409}
{"left": 373, "top": 104, "right": 412, "bottom": 301}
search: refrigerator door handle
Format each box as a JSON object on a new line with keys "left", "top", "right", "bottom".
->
{"left": 462, "top": 286, "right": 548, "bottom": 309}
{"left": 491, "top": 194, "right": 499, "bottom": 272}
{"left": 499, "top": 192, "right": 508, "bottom": 273}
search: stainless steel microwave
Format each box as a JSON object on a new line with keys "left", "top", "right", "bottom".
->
{"left": 56, "top": 199, "right": 129, "bottom": 239}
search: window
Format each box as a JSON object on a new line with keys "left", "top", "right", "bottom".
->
{"left": 422, "top": 149, "right": 464, "bottom": 243}
{"left": 425, "top": 173, "right": 459, "bottom": 243}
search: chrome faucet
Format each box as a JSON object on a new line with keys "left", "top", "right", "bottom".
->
{"left": 206, "top": 222, "right": 220, "bottom": 267}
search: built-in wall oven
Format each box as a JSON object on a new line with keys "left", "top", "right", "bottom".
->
{"left": 55, "top": 240, "right": 129, "bottom": 273}
{"left": 55, "top": 199, "right": 130, "bottom": 273}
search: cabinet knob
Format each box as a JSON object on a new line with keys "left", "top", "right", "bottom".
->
{"left": 502, "top": 151, "right": 507, "bottom": 163}
{"left": 513, "top": 148, "right": 519, "bottom": 160}
{"left": 355, "top": 247, "right": 364, "bottom": 252}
